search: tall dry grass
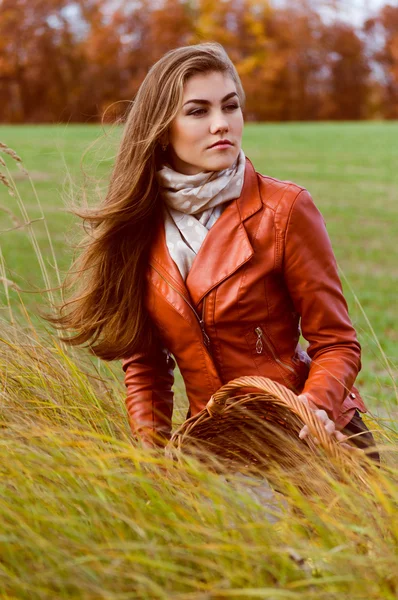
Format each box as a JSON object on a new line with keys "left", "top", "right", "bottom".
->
{"left": 0, "top": 141, "right": 397, "bottom": 599}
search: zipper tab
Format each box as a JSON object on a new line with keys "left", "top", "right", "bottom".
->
{"left": 255, "top": 327, "right": 263, "bottom": 354}
{"left": 200, "top": 319, "right": 211, "bottom": 349}
{"left": 254, "top": 325, "right": 296, "bottom": 379}
{"left": 200, "top": 296, "right": 211, "bottom": 350}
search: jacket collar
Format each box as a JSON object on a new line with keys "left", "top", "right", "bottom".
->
{"left": 149, "top": 158, "right": 262, "bottom": 306}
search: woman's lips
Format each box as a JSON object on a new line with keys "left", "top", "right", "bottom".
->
{"left": 208, "top": 140, "right": 233, "bottom": 149}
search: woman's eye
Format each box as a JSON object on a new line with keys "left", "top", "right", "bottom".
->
{"left": 187, "top": 104, "right": 239, "bottom": 116}
{"left": 189, "top": 108, "right": 207, "bottom": 116}
{"left": 223, "top": 103, "right": 239, "bottom": 111}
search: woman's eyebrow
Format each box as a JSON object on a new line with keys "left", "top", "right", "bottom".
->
{"left": 183, "top": 91, "right": 238, "bottom": 107}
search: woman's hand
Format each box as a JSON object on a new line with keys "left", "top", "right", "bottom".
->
{"left": 297, "top": 394, "right": 352, "bottom": 449}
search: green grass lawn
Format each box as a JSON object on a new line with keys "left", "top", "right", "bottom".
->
{"left": 0, "top": 122, "right": 397, "bottom": 416}
{"left": 0, "top": 123, "right": 397, "bottom": 599}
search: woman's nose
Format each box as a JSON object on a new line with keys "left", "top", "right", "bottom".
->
{"left": 209, "top": 113, "right": 229, "bottom": 134}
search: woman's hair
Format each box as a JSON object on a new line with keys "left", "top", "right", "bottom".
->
{"left": 54, "top": 42, "right": 245, "bottom": 360}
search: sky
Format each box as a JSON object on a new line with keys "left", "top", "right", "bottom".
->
{"left": 274, "top": 0, "right": 396, "bottom": 25}
{"left": 64, "top": 0, "right": 397, "bottom": 29}
{"left": 327, "top": 0, "right": 395, "bottom": 25}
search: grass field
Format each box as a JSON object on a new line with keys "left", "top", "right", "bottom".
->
{"left": 0, "top": 123, "right": 396, "bottom": 412}
{"left": 0, "top": 123, "right": 397, "bottom": 599}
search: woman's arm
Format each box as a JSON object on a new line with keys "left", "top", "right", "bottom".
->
{"left": 282, "top": 189, "right": 361, "bottom": 423}
{"left": 122, "top": 346, "right": 175, "bottom": 447}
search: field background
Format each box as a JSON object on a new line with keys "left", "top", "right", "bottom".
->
{"left": 0, "top": 122, "right": 396, "bottom": 416}
{"left": 0, "top": 123, "right": 397, "bottom": 599}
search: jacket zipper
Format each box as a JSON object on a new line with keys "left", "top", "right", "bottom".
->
{"left": 255, "top": 326, "right": 296, "bottom": 377}
{"left": 201, "top": 296, "right": 210, "bottom": 349}
{"left": 152, "top": 266, "right": 211, "bottom": 352}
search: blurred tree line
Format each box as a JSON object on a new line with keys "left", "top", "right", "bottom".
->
{"left": 0, "top": 0, "right": 397, "bottom": 122}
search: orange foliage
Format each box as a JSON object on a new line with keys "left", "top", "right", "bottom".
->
{"left": 0, "top": 0, "right": 395, "bottom": 122}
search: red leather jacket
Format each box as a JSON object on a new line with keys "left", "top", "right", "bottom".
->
{"left": 123, "top": 158, "right": 366, "bottom": 445}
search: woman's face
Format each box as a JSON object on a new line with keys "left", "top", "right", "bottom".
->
{"left": 167, "top": 71, "right": 244, "bottom": 175}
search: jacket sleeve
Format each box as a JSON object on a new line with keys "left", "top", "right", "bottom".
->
{"left": 282, "top": 189, "right": 361, "bottom": 423}
{"left": 122, "top": 345, "right": 175, "bottom": 447}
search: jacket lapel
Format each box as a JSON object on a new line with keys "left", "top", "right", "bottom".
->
{"left": 148, "top": 158, "right": 262, "bottom": 307}
{"left": 149, "top": 213, "right": 188, "bottom": 299}
{"left": 186, "top": 158, "right": 262, "bottom": 305}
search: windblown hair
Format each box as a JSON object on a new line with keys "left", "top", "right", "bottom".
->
{"left": 54, "top": 43, "right": 245, "bottom": 360}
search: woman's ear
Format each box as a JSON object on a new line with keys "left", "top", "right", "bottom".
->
{"left": 160, "top": 137, "right": 169, "bottom": 152}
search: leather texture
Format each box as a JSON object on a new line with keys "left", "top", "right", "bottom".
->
{"left": 122, "top": 158, "right": 367, "bottom": 446}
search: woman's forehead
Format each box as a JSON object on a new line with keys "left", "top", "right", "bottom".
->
{"left": 182, "top": 72, "right": 237, "bottom": 103}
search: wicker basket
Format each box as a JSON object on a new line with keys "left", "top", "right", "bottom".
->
{"left": 165, "top": 376, "right": 351, "bottom": 474}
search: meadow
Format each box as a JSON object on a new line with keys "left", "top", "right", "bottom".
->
{"left": 0, "top": 122, "right": 396, "bottom": 410}
{"left": 0, "top": 123, "right": 397, "bottom": 599}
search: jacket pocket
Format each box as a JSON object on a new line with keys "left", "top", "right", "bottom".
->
{"left": 254, "top": 326, "right": 300, "bottom": 390}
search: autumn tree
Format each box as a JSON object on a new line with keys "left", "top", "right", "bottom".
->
{"left": 0, "top": 0, "right": 88, "bottom": 122}
{"left": 366, "top": 4, "right": 398, "bottom": 119}
{"left": 191, "top": 0, "right": 273, "bottom": 120}
{"left": 321, "top": 22, "right": 370, "bottom": 120}
{"left": 256, "top": 6, "right": 328, "bottom": 121}
{"left": 0, "top": 0, "right": 395, "bottom": 122}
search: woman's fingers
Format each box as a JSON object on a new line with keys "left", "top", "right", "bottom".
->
{"left": 314, "top": 409, "right": 329, "bottom": 424}
{"left": 334, "top": 430, "right": 348, "bottom": 443}
{"left": 334, "top": 430, "right": 356, "bottom": 451}
{"left": 297, "top": 396, "right": 354, "bottom": 450}
{"left": 324, "top": 420, "right": 336, "bottom": 435}
{"left": 298, "top": 425, "right": 320, "bottom": 445}
{"left": 298, "top": 395, "right": 309, "bottom": 439}
{"left": 297, "top": 394, "right": 309, "bottom": 407}
{"left": 298, "top": 424, "right": 309, "bottom": 439}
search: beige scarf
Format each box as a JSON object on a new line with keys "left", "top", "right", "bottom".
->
{"left": 157, "top": 150, "right": 246, "bottom": 279}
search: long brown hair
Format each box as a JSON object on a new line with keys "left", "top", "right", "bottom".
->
{"left": 54, "top": 43, "right": 245, "bottom": 360}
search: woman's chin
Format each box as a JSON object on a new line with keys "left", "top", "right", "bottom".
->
{"left": 203, "top": 154, "right": 240, "bottom": 172}
{"left": 171, "top": 151, "right": 240, "bottom": 175}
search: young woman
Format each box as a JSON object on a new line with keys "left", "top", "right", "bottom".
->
{"left": 57, "top": 43, "right": 378, "bottom": 460}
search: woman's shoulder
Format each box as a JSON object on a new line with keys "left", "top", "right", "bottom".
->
{"left": 252, "top": 167, "right": 320, "bottom": 232}
{"left": 255, "top": 169, "right": 308, "bottom": 211}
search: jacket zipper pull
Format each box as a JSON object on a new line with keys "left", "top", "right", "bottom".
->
{"left": 200, "top": 297, "right": 211, "bottom": 350}
{"left": 255, "top": 327, "right": 263, "bottom": 354}
{"left": 200, "top": 319, "right": 211, "bottom": 349}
